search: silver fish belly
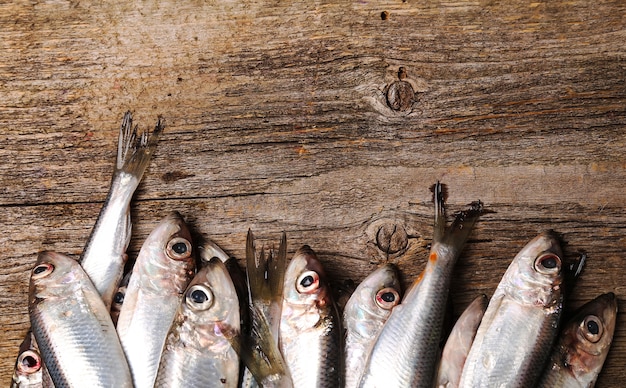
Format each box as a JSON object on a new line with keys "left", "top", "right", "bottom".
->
{"left": 29, "top": 251, "right": 132, "bottom": 388}
{"left": 116, "top": 212, "right": 196, "bottom": 388}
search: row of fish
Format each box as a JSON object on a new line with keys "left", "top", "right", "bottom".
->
{"left": 12, "top": 112, "right": 617, "bottom": 387}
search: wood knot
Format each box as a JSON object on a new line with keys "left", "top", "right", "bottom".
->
{"left": 386, "top": 67, "right": 415, "bottom": 111}
{"left": 376, "top": 222, "right": 408, "bottom": 254}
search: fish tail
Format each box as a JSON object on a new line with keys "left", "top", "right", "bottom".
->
{"left": 432, "top": 181, "right": 447, "bottom": 243}
{"left": 442, "top": 199, "right": 483, "bottom": 251}
{"left": 116, "top": 111, "right": 164, "bottom": 179}
{"left": 246, "top": 229, "right": 271, "bottom": 302}
{"left": 269, "top": 232, "right": 287, "bottom": 302}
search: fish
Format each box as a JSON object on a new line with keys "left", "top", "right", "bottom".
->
{"left": 110, "top": 272, "right": 131, "bottom": 326}
{"left": 116, "top": 212, "right": 196, "bottom": 388}
{"left": 435, "top": 294, "right": 488, "bottom": 388}
{"left": 459, "top": 231, "right": 565, "bottom": 388}
{"left": 279, "top": 245, "right": 342, "bottom": 388}
{"left": 155, "top": 256, "right": 241, "bottom": 388}
{"left": 80, "top": 111, "right": 163, "bottom": 309}
{"left": 537, "top": 292, "right": 618, "bottom": 388}
{"left": 358, "top": 182, "right": 483, "bottom": 388}
{"left": 28, "top": 251, "right": 132, "bottom": 388}
{"left": 241, "top": 230, "right": 292, "bottom": 388}
{"left": 11, "top": 331, "right": 43, "bottom": 388}
{"left": 343, "top": 264, "right": 402, "bottom": 388}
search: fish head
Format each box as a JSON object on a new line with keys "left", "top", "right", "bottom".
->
{"left": 344, "top": 264, "right": 401, "bottom": 337}
{"left": 11, "top": 332, "right": 43, "bottom": 387}
{"left": 29, "top": 251, "right": 81, "bottom": 302}
{"left": 139, "top": 211, "right": 196, "bottom": 293}
{"left": 179, "top": 255, "right": 240, "bottom": 349}
{"left": 505, "top": 231, "right": 564, "bottom": 307}
{"left": 561, "top": 293, "right": 618, "bottom": 378}
{"left": 283, "top": 245, "right": 332, "bottom": 311}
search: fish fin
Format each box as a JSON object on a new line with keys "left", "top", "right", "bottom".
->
{"left": 117, "top": 113, "right": 163, "bottom": 179}
{"left": 246, "top": 229, "right": 269, "bottom": 302}
{"left": 431, "top": 181, "right": 447, "bottom": 243}
{"left": 269, "top": 232, "right": 287, "bottom": 303}
{"left": 441, "top": 199, "right": 483, "bottom": 251}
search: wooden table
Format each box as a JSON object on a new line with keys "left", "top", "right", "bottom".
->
{"left": 1, "top": 0, "right": 624, "bottom": 385}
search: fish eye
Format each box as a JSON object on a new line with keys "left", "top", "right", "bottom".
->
{"left": 375, "top": 287, "right": 400, "bottom": 310}
{"left": 581, "top": 315, "right": 603, "bottom": 343}
{"left": 296, "top": 270, "right": 320, "bottom": 294}
{"left": 185, "top": 285, "right": 214, "bottom": 311}
{"left": 166, "top": 237, "right": 192, "bottom": 260}
{"left": 17, "top": 350, "right": 41, "bottom": 374}
{"left": 113, "top": 290, "right": 125, "bottom": 305}
{"left": 534, "top": 253, "right": 561, "bottom": 274}
{"left": 31, "top": 263, "right": 54, "bottom": 279}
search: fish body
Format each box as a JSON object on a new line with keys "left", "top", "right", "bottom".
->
{"left": 343, "top": 264, "right": 401, "bottom": 388}
{"left": 359, "top": 183, "right": 483, "bottom": 388}
{"left": 80, "top": 112, "right": 163, "bottom": 308}
{"left": 279, "top": 245, "right": 342, "bottom": 388}
{"left": 459, "top": 232, "right": 564, "bottom": 388}
{"left": 537, "top": 292, "right": 617, "bottom": 388}
{"left": 116, "top": 212, "right": 196, "bottom": 388}
{"left": 435, "top": 294, "right": 488, "bottom": 388}
{"left": 28, "top": 251, "right": 132, "bottom": 388}
{"left": 155, "top": 256, "right": 240, "bottom": 388}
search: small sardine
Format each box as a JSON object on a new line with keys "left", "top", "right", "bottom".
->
{"left": 537, "top": 292, "right": 618, "bottom": 388}
{"left": 155, "top": 256, "right": 240, "bottom": 388}
{"left": 343, "top": 264, "right": 402, "bottom": 388}
{"left": 110, "top": 272, "right": 131, "bottom": 327}
{"left": 29, "top": 251, "right": 132, "bottom": 388}
{"left": 359, "top": 183, "right": 483, "bottom": 388}
{"left": 80, "top": 112, "right": 163, "bottom": 309}
{"left": 241, "top": 230, "right": 292, "bottom": 388}
{"left": 435, "top": 294, "right": 488, "bottom": 388}
{"left": 279, "top": 245, "right": 342, "bottom": 388}
{"left": 459, "top": 231, "right": 565, "bottom": 388}
{"left": 116, "top": 212, "right": 196, "bottom": 388}
{"left": 11, "top": 331, "right": 43, "bottom": 388}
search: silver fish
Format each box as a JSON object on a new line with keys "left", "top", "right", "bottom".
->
{"left": 459, "top": 231, "right": 564, "bottom": 387}
{"left": 537, "top": 292, "right": 618, "bottom": 388}
{"left": 110, "top": 272, "right": 131, "bottom": 327}
{"left": 435, "top": 294, "right": 488, "bottom": 388}
{"left": 343, "top": 264, "right": 401, "bottom": 388}
{"left": 116, "top": 212, "right": 196, "bottom": 388}
{"left": 11, "top": 331, "right": 43, "bottom": 388}
{"left": 155, "top": 256, "right": 240, "bottom": 388}
{"left": 80, "top": 111, "right": 163, "bottom": 309}
{"left": 279, "top": 245, "right": 342, "bottom": 388}
{"left": 359, "top": 182, "right": 483, "bottom": 387}
{"left": 29, "top": 251, "right": 132, "bottom": 388}
{"left": 241, "top": 230, "right": 292, "bottom": 388}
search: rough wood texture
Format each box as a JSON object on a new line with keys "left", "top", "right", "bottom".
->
{"left": 1, "top": 0, "right": 625, "bottom": 385}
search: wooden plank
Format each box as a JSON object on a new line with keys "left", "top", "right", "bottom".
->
{"left": 1, "top": 0, "right": 625, "bottom": 385}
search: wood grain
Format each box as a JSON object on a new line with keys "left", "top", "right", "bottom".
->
{"left": 1, "top": 0, "right": 625, "bottom": 385}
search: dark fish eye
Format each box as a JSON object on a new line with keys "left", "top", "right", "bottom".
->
{"left": 296, "top": 270, "right": 320, "bottom": 294}
{"left": 375, "top": 287, "right": 401, "bottom": 310}
{"left": 185, "top": 285, "right": 214, "bottom": 311}
{"left": 534, "top": 253, "right": 561, "bottom": 274}
{"left": 31, "top": 263, "right": 54, "bottom": 279}
{"left": 166, "top": 237, "right": 192, "bottom": 260}
{"left": 581, "top": 315, "right": 603, "bottom": 343}
{"left": 113, "top": 291, "right": 125, "bottom": 304}
{"left": 17, "top": 350, "right": 41, "bottom": 373}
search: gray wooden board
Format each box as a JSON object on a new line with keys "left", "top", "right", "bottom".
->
{"left": 1, "top": 0, "right": 625, "bottom": 385}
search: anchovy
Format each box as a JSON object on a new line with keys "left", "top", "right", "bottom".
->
{"left": 116, "top": 212, "right": 196, "bottom": 388}
{"left": 80, "top": 111, "right": 163, "bottom": 309}
{"left": 435, "top": 294, "right": 488, "bottom": 388}
{"left": 279, "top": 245, "right": 342, "bottom": 388}
{"left": 537, "top": 292, "right": 618, "bottom": 388}
{"left": 29, "top": 251, "right": 132, "bottom": 388}
{"left": 343, "top": 264, "right": 401, "bottom": 388}
{"left": 459, "top": 231, "right": 564, "bottom": 387}
{"left": 358, "top": 182, "right": 483, "bottom": 387}
{"left": 155, "top": 256, "right": 240, "bottom": 388}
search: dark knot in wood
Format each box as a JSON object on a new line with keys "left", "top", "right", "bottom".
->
{"left": 386, "top": 67, "right": 415, "bottom": 111}
{"left": 376, "top": 222, "right": 408, "bottom": 254}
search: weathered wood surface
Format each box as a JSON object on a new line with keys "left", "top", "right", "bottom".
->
{"left": 1, "top": 0, "right": 625, "bottom": 384}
